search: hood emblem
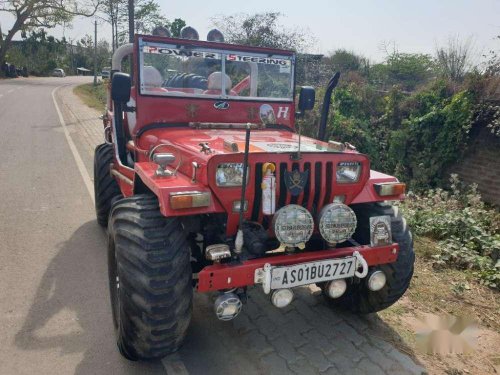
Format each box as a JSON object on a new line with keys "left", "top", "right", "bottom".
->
{"left": 284, "top": 169, "right": 309, "bottom": 196}
{"left": 214, "top": 101, "right": 229, "bottom": 110}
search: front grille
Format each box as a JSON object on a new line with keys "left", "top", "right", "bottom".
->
{"left": 251, "top": 161, "right": 335, "bottom": 224}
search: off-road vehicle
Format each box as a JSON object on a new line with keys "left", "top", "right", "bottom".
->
{"left": 95, "top": 27, "right": 414, "bottom": 360}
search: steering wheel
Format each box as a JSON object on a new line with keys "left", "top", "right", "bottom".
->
{"left": 232, "top": 75, "right": 251, "bottom": 95}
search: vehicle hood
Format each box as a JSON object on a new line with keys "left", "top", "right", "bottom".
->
{"left": 140, "top": 128, "right": 342, "bottom": 160}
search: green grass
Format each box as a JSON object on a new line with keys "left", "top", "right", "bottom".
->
{"left": 74, "top": 82, "right": 107, "bottom": 111}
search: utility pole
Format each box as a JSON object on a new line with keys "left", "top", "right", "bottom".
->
{"left": 128, "top": 0, "right": 134, "bottom": 43}
{"left": 93, "top": 19, "right": 98, "bottom": 86}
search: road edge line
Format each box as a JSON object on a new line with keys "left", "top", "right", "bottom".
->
{"left": 51, "top": 85, "right": 95, "bottom": 204}
{"left": 161, "top": 353, "right": 189, "bottom": 375}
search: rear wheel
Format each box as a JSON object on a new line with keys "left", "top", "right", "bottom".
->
{"left": 108, "top": 195, "right": 192, "bottom": 360}
{"left": 94, "top": 143, "right": 121, "bottom": 227}
{"left": 328, "top": 203, "right": 414, "bottom": 314}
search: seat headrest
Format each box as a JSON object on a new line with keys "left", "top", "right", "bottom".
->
{"left": 143, "top": 66, "right": 163, "bottom": 88}
{"left": 207, "top": 72, "right": 232, "bottom": 91}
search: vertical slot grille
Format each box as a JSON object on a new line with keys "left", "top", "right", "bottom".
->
{"left": 324, "top": 161, "right": 334, "bottom": 206}
{"left": 301, "top": 162, "right": 311, "bottom": 208}
{"left": 251, "top": 162, "right": 263, "bottom": 221}
{"left": 289, "top": 162, "right": 300, "bottom": 204}
{"left": 278, "top": 162, "right": 288, "bottom": 209}
{"left": 311, "top": 162, "right": 322, "bottom": 216}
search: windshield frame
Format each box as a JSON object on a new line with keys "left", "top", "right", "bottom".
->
{"left": 138, "top": 39, "right": 295, "bottom": 103}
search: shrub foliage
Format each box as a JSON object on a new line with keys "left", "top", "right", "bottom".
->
{"left": 401, "top": 175, "right": 500, "bottom": 289}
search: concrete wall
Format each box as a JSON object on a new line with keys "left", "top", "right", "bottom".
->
{"left": 450, "top": 126, "right": 500, "bottom": 207}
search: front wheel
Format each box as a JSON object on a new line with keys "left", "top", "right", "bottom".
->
{"left": 108, "top": 195, "right": 193, "bottom": 360}
{"left": 329, "top": 203, "right": 415, "bottom": 314}
{"left": 94, "top": 143, "right": 121, "bottom": 227}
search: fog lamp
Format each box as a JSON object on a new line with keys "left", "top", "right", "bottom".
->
{"left": 272, "top": 205, "right": 314, "bottom": 248}
{"left": 318, "top": 203, "right": 357, "bottom": 244}
{"left": 325, "top": 279, "right": 347, "bottom": 299}
{"left": 214, "top": 293, "right": 242, "bottom": 321}
{"left": 271, "top": 288, "right": 294, "bottom": 308}
{"left": 367, "top": 270, "right": 386, "bottom": 291}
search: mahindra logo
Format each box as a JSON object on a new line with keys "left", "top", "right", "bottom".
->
{"left": 214, "top": 101, "right": 229, "bottom": 110}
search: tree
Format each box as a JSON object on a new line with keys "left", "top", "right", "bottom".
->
{"left": 169, "top": 18, "right": 185, "bottom": 37}
{"left": 100, "top": 0, "right": 124, "bottom": 51}
{"left": 133, "top": 0, "right": 167, "bottom": 34}
{"left": 385, "top": 52, "right": 435, "bottom": 90}
{"left": 212, "top": 12, "right": 312, "bottom": 52}
{"left": 435, "top": 37, "right": 473, "bottom": 82}
{"left": 0, "top": 0, "right": 100, "bottom": 73}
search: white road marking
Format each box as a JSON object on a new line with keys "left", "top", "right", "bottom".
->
{"left": 161, "top": 354, "right": 189, "bottom": 375}
{"left": 7, "top": 89, "right": 14, "bottom": 94}
{"left": 51, "top": 85, "right": 95, "bottom": 204}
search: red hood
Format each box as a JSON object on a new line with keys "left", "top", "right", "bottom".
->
{"left": 139, "top": 128, "right": 348, "bottom": 160}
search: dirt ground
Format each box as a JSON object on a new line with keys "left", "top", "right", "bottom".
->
{"left": 376, "top": 237, "right": 500, "bottom": 375}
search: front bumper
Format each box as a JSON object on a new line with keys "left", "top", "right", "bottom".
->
{"left": 197, "top": 244, "right": 399, "bottom": 292}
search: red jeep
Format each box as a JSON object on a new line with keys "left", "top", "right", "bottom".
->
{"left": 94, "top": 29, "right": 414, "bottom": 361}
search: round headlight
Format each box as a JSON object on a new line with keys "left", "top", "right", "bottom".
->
{"left": 318, "top": 203, "right": 357, "bottom": 244}
{"left": 273, "top": 204, "right": 314, "bottom": 247}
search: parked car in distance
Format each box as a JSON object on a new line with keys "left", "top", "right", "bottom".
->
{"left": 101, "top": 67, "right": 111, "bottom": 79}
{"left": 52, "top": 68, "right": 66, "bottom": 77}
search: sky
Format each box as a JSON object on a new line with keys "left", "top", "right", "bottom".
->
{"left": 1, "top": 0, "right": 500, "bottom": 63}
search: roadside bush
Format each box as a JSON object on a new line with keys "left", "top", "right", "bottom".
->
{"left": 402, "top": 175, "right": 500, "bottom": 289}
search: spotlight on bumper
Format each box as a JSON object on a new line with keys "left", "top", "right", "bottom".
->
{"left": 271, "top": 288, "right": 294, "bottom": 308}
{"left": 214, "top": 292, "right": 242, "bottom": 321}
{"left": 367, "top": 270, "right": 387, "bottom": 291}
{"left": 325, "top": 279, "right": 347, "bottom": 299}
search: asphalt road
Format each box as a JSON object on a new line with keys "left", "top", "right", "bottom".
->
{"left": 0, "top": 77, "right": 425, "bottom": 375}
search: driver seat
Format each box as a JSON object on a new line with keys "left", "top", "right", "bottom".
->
{"left": 204, "top": 72, "right": 237, "bottom": 96}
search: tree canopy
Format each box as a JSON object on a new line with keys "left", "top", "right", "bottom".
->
{"left": 0, "top": 0, "right": 99, "bottom": 71}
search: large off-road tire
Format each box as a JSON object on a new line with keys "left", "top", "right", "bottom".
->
{"left": 108, "top": 195, "right": 192, "bottom": 360}
{"left": 94, "top": 143, "right": 121, "bottom": 227}
{"left": 330, "top": 203, "right": 414, "bottom": 314}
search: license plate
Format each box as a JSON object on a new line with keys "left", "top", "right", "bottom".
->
{"left": 270, "top": 257, "right": 356, "bottom": 289}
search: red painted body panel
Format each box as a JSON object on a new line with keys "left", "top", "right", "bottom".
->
{"left": 197, "top": 244, "right": 399, "bottom": 292}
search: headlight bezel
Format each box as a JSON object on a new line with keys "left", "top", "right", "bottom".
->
{"left": 336, "top": 161, "right": 362, "bottom": 184}
{"left": 215, "top": 163, "right": 250, "bottom": 187}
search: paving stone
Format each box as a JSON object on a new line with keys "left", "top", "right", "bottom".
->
{"left": 387, "top": 348, "right": 427, "bottom": 375}
{"left": 245, "top": 299, "right": 266, "bottom": 319}
{"left": 370, "top": 336, "right": 398, "bottom": 353}
{"left": 320, "top": 366, "right": 342, "bottom": 375}
{"left": 293, "top": 298, "right": 319, "bottom": 321}
{"left": 330, "top": 337, "right": 365, "bottom": 362}
{"left": 241, "top": 330, "right": 274, "bottom": 357}
{"left": 271, "top": 336, "right": 303, "bottom": 364}
{"left": 344, "top": 315, "right": 370, "bottom": 332}
{"left": 298, "top": 343, "right": 333, "bottom": 372}
{"left": 254, "top": 316, "right": 282, "bottom": 340}
{"left": 282, "top": 325, "right": 308, "bottom": 348}
{"left": 302, "top": 329, "right": 334, "bottom": 355}
{"left": 289, "top": 357, "right": 323, "bottom": 375}
{"left": 357, "top": 358, "right": 385, "bottom": 375}
{"left": 232, "top": 311, "right": 257, "bottom": 334}
{"left": 283, "top": 310, "right": 313, "bottom": 333}
{"left": 331, "top": 321, "right": 367, "bottom": 346}
{"left": 327, "top": 352, "right": 360, "bottom": 373}
{"left": 358, "top": 342, "right": 398, "bottom": 372}
{"left": 261, "top": 352, "right": 291, "bottom": 375}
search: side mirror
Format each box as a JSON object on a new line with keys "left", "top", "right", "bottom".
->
{"left": 298, "top": 86, "right": 316, "bottom": 113}
{"left": 111, "top": 72, "right": 131, "bottom": 103}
